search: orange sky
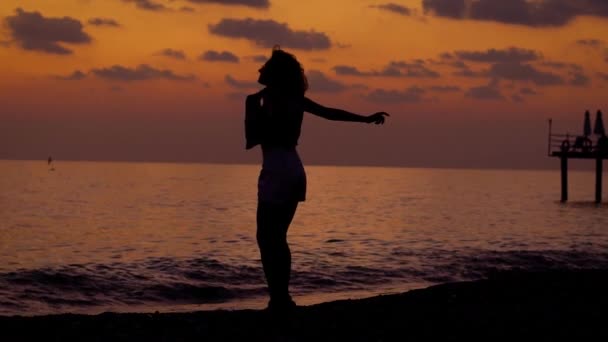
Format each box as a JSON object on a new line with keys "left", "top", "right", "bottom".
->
{"left": 1, "top": 0, "right": 607, "bottom": 168}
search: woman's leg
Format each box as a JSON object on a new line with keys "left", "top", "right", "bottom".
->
{"left": 257, "top": 200, "right": 299, "bottom": 305}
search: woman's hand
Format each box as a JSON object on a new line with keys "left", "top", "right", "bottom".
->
{"left": 366, "top": 112, "right": 390, "bottom": 124}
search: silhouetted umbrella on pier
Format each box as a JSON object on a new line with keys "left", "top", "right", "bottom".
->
{"left": 584, "top": 110, "right": 592, "bottom": 136}
{"left": 594, "top": 110, "right": 605, "bottom": 136}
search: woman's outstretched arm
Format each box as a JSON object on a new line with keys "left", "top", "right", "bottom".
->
{"left": 303, "top": 97, "right": 389, "bottom": 124}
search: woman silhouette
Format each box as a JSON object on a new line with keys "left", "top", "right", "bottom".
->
{"left": 246, "top": 47, "right": 389, "bottom": 312}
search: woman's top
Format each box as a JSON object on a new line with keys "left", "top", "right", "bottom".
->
{"left": 245, "top": 90, "right": 303, "bottom": 150}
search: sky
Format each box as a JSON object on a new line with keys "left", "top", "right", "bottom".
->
{"left": 1, "top": 0, "right": 607, "bottom": 169}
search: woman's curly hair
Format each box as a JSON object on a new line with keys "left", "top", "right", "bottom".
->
{"left": 262, "top": 46, "right": 308, "bottom": 95}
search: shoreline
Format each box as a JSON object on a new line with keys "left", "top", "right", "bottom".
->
{"left": 1, "top": 269, "right": 607, "bottom": 340}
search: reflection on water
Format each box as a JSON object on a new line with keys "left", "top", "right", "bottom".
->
{"left": 1, "top": 160, "right": 607, "bottom": 315}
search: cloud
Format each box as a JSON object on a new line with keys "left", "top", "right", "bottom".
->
{"left": 443, "top": 60, "right": 483, "bottom": 77}
{"left": 465, "top": 81, "right": 504, "bottom": 100}
{"left": 423, "top": 0, "right": 608, "bottom": 27}
{"left": 370, "top": 3, "right": 413, "bottom": 16}
{"left": 332, "top": 65, "right": 364, "bottom": 76}
{"left": 365, "top": 86, "right": 426, "bottom": 103}
{"left": 310, "top": 57, "right": 326, "bottom": 63}
{"left": 199, "top": 50, "right": 239, "bottom": 63}
{"left": 306, "top": 70, "right": 348, "bottom": 93}
{"left": 576, "top": 39, "right": 605, "bottom": 48}
{"left": 180, "top": 6, "right": 196, "bottom": 12}
{"left": 333, "top": 61, "right": 440, "bottom": 78}
{"left": 422, "top": 0, "right": 465, "bottom": 19}
{"left": 454, "top": 47, "right": 541, "bottom": 63}
{"left": 225, "top": 75, "right": 259, "bottom": 89}
{"left": 208, "top": 18, "right": 331, "bottom": 50}
{"left": 569, "top": 71, "right": 590, "bottom": 86}
{"left": 53, "top": 70, "right": 87, "bottom": 80}
{"left": 5, "top": 8, "right": 91, "bottom": 55}
{"left": 520, "top": 87, "right": 538, "bottom": 95}
{"left": 122, "top": 0, "right": 168, "bottom": 11}
{"left": 429, "top": 85, "right": 461, "bottom": 92}
{"left": 88, "top": 18, "right": 121, "bottom": 27}
{"left": 487, "top": 62, "right": 564, "bottom": 86}
{"left": 541, "top": 61, "right": 583, "bottom": 71}
{"left": 90, "top": 64, "right": 196, "bottom": 81}
{"left": 156, "top": 48, "right": 187, "bottom": 60}
{"left": 185, "top": 0, "right": 270, "bottom": 8}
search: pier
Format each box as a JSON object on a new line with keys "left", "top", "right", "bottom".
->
{"left": 548, "top": 110, "right": 607, "bottom": 203}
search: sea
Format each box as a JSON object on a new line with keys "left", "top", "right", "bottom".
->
{"left": 1, "top": 160, "right": 607, "bottom": 316}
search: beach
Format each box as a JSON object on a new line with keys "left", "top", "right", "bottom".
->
{"left": 2, "top": 269, "right": 606, "bottom": 341}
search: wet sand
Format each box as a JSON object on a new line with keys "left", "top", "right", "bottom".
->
{"left": 1, "top": 269, "right": 607, "bottom": 341}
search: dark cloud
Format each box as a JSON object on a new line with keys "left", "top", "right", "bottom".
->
{"left": 225, "top": 75, "right": 259, "bottom": 89}
{"left": 307, "top": 70, "right": 347, "bottom": 93}
{"left": 5, "top": 8, "right": 91, "bottom": 55}
{"left": 454, "top": 47, "right": 540, "bottom": 63}
{"left": 365, "top": 86, "right": 426, "bottom": 103}
{"left": 370, "top": 3, "right": 413, "bottom": 16}
{"left": 180, "top": 6, "right": 196, "bottom": 12}
{"left": 185, "top": 0, "right": 270, "bottom": 8}
{"left": 453, "top": 66, "right": 482, "bottom": 77}
{"left": 443, "top": 60, "right": 482, "bottom": 77}
{"left": 88, "top": 18, "right": 121, "bottom": 27}
{"left": 333, "top": 65, "right": 364, "bottom": 76}
{"left": 520, "top": 87, "right": 538, "bottom": 95}
{"left": 122, "top": 0, "right": 168, "bottom": 11}
{"left": 598, "top": 72, "right": 608, "bottom": 81}
{"left": 465, "top": 81, "right": 504, "bottom": 100}
{"left": 439, "top": 52, "right": 454, "bottom": 59}
{"left": 576, "top": 39, "right": 605, "bottom": 48}
{"left": 541, "top": 61, "right": 583, "bottom": 71}
{"left": 569, "top": 71, "right": 590, "bottom": 86}
{"left": 90, "top": 64, "right": 196, "bottom": 81}
{"left": 208, "top": 18, "right": 331, "bottom": 50}
{"left": 487, "top": 62, "right": 564, "bottom": 86}
{"left": 54, "top": 70, "right": 87, "bottom": 80}
{"left": 199, "top": 50, "right": 239, "bottom": 63}
{"left": 333, "top": 61, "right": 439, "bottom": 78}
{"left": 422, "top": 0, "right": 464, "bottom": 19}
{"left": 429, "top": 85, "right": 461, "bottom": 92}
{"left": 156, "top": 48, "right": 187, "bottom": 60}
{"left": 422, "top": 0, "right": 608, "bottom": 27}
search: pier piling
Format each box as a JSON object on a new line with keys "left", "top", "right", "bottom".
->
{"left": 561, "top": 156, "right": 568, "bottom": 202}
{"left": 596, "top": 158, "right": 603, "bottom": 204}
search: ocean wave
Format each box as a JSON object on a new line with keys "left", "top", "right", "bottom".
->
{"left": 1, "top": 249, "right": 607, "bottom": 316}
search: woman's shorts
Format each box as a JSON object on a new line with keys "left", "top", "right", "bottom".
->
{"left": 258, "top": 147, "right": 306, "bottom": 203}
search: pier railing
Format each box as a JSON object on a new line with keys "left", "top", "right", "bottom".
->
{"left": 547, "top": 119, "right": 607, "bottom": 203}
{"left": 547, "top": 120, "right": 606, "bottom": 157}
